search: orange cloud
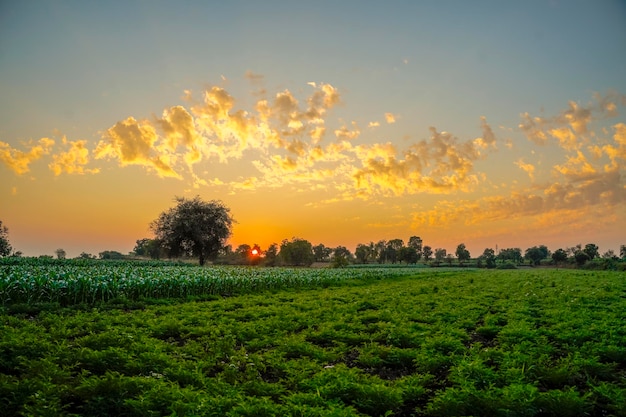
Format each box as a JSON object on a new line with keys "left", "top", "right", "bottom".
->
{"left": 514, "top": 158, "right": 535, "bottom": 181}
{"left": 352, "top": 127, "right": 486, "bottom": 195}
{"left": 519, "top": 92, "right": 624, "bottom": 148}
{"left": 412, "top": 169, "right": 626, "bottom": 229}
{"left": 0, "top": 137, "right": 54, "bottom": 175}
{"left": 601, "top": 122, "right": 626, "bottom": 168}
{"left": 334, "top": 122, "right": 361, "bottom": 140}
{"left": 49, "top": 137, "right": 99, "bottom": 176}
{"left": 94, "top": 117, "right": 180, "bottom": 178}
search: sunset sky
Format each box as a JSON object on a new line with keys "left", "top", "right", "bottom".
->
{"left": 1, "top": 1, "right": 626, "bottom": 258}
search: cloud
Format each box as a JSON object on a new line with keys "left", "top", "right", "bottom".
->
{"left": 0, "top": 138, "right": 55, "bottom": 175}
{"left": 352, "top": 127, "right": 485, "bottom": 195}
{"left": 49, "top": 137, "right": 99, "bottom": 176}
{"left": 601, "top": 122, "right": 626, "bottom": 168}
{"left": 518, "top": 92, "right": 625, "bottom": 148}
{"left": 368, "top": 121, "right": 380, "bottom": 128}
{"left": 334, "top": 122, "right": 361, "bottom": 140}
{"left": 94, "top": 117, "right": 181, "bottom": 178}
{"left": 474, "top": 116, "right": 497, "bottom": 149}
{"left": 384, "top": 113, "right": 396, "bottom": 124}
{"left": 412, "top": 164, "right": 626, "bottom": 230}
{"left": 562, "top": 100, "right": 592, "bottom": 135}
{"left": 548, "top": 127, "right": 579, "bottom": 151}
{"left": 244, "top": 70, "right": 264, "bottom": 83}
{"left": 552, "top": 150, "right": 597, "bottom": 181}
{"left": 518, "top": 113, "right": 549, "bottom": 145}
{"left": 514, "top": 158, "right": 535, "bottom": 181}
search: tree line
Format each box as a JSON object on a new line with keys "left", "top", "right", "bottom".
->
{"left": 1, "top": 197, "right": 625, "bottom": 269}
{"left": 130, "top": 197, "right": 626, "bottom": 269}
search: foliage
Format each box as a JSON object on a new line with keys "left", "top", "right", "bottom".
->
{"left": 422, "top": 245, "right": 433, "bottom": 262}
{"left": 263, "top": 243, "right": 279, "bottom": 267}
{"left": 279, "top": 238, "right": 315, "bottom": 266}
{"left": 498, "top": 248, "right": 523, "bottom": 265}
{"left": 98, "top": 250, "right": 125, "bottom": 260}
{"left": 0, "top": 262, "right": 424, "bottom": 306}
{"left": 583, "top": 243, "right": 599, "bottom": 260}
{"left": 552, "top": 248, "right": 568, "bottom": 266}
{"left": 355, "top": 243, "right": 375, "bottom": 264}
{"left": 331, "top": 246, "right": 352, "bottom": 268}
{"left": 133, "top": 238, "right": 163, "bottom": 259}
{"left": 524, "top": 245, "right": 549, "bottom": 266}
{"left": 434, "top": 248, "right": 447, "bottom": 265}
{"left": 575, "top": 251, "right": 591, "bottom": 266}
{"left": 1, "top": 268, "right": 625, "bottom": 416}
{"left": 313, "top": 244, "right": 332, "bottom": 262}
{"left": 0, "top": 220, "right": 12, "bottom": 257}
{"left": 480, "top": 248, "right": 496, "bottom": 268}
{"left": 455, "top": 243, "right": 471, "bottom": 265}
{"left": 54, "top": 249, "right": 66, "bottom": 260}
{"left": 399, "top": 246, "right": 419, "bottom": 264}
{"left": 150, "top": 196, "right": 234, "bottom": 266}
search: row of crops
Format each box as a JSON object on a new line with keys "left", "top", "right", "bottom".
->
{"left": 0, "top": 263, "right": 429, "bottom": 306}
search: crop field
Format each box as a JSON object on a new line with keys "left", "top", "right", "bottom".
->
{"left": 1, "top": 265, "right": 625, "bottom": 416}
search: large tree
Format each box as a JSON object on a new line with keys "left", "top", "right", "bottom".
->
{"left": 133, "top": 238, "right": 163, "bottom": 259}
{"left": 498, "top": 248, "right": 523, "bottom": 264}
{"left": 434, "top": 248, "right": 447, "bottom": 266}
{"left": 455, "top": 243, "right": 471, "bottom": 266}
{"left": 0, "top": 220, "right": 12, "bottom": 257}
{"left": 552, "top": 248, "right": 568, "bottom": 266}
{"left": 355, "top": 243, "right": 372, "bottom": 264}
{"left": 422, "top": 246, "right": 433, "bottom": 262}
{"left": 524, "top": 245, "right": 549, "bottom": 266}
{"left": 279, "top": 238, "right": 314, "bottom": 266}
{"left": 313, "top": 243, "right": 332, "bottom": 262}
{"left": 150, "top": 196, "right": 234, "bottom": 266}
{"left": 481, "top": 248, "right": 496, "bottom": 268}
{"left": 583, "top": 243, "right": 599, "bottom": 260}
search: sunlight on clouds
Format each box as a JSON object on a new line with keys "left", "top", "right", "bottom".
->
{"left": 519, "top": 92, "right": 623, "bottom": 149}
{"left": 548, "top": 127, "right": 579, "bottom": 151}
{"left": 474, "top": 116, "right": 497, "bottom": 149}
{"left": 601, "top": 123, "right": 626, "bottom": 168}
{"left": 334, "top": 122, "right": 361, "bottom": 140}
{"left": 94, "top": 117, "right": 181, "bottom": 179}
{"left": 3, "top": 75, "right": 623, "bottom": 245}
{"left": 0, "top": 138, "right": 54, "bottom": 175}
{"left": 553, "top": 150, "right": 597, "bottom": 180}
{"left": 352, "top": 126, "right": 487, "bottom": 196}
{"left": 514, "top": 158, "right": 535, "bottom": 181}
{"left": 49, "top": 137, "right": 99, "bottom": 176}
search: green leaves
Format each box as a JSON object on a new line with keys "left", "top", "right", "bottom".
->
{"left": 1, "top": 268, "right": 625, "bottom": 415}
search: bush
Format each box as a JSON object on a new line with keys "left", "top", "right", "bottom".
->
{"left": 497, "top": 262, "right": 517, "bottom": 269}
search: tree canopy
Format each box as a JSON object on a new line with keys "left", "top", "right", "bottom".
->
{"left": 150, "top": 196, "right": 234, "bottom": 266}
{"left": 279, "top": 238, "right": 314, "bottom": 266}
{"left": 0, "top": 221, "right": 12, "bottom": 257}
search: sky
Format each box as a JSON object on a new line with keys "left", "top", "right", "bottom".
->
{"left": 1, "top": 0, "right": 626, "bottom": 258}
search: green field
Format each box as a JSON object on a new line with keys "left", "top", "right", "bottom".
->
{"left": 1, "top": 265, "right": 625, "bottom": 416}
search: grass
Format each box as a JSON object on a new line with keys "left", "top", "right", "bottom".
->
{"left": 1, "top": 267, "right": 625, "bottom": 416}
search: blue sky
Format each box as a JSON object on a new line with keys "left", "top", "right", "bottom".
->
{"left": 1, "top": 1, "right": 625, "bottom": 257}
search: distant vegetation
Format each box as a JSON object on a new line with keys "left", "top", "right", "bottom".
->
{"left": 1, "top": 196, "right": 625, "bottom": 270}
